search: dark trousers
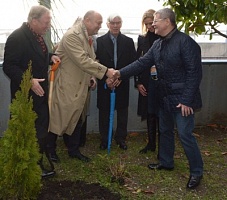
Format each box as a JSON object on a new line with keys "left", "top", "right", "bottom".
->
{"left": 38, "top": 136, "right": 54, "bottom": 171}
{"left": 79, "top": 117, "right": 87, "bottom": 146}
{"left": 48, "top": 118, "right": 82, "bottom": 156}
{"left": 147, "top": 114, "right": 160, "bottom": 156}
{"left": 99, "top": 107, "right": 128, "bottom": 144}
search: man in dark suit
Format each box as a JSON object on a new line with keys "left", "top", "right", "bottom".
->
{"left": 96, "top": 13, "right": 136, "bottom": 150}
{"left": 3, "top": 5, "right": 60, "bottom": 178}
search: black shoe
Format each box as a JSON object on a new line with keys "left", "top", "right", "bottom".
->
{"left": 157, "top": 153, "right": 160, "bottom": 160}
{"left": 50, "top": 153, "right": 60, "bottom": 163}
{"left": 100, "top": 143, "right": 107, "bottom": 150}
{"left": 79, "top": 142, "right": 85, "bottom": 147}
{"left": 116, "top": 141, "right": 127, "bottom": 150}
{"left": 69, "top": 151, "right": 91, "bottom": 162}
{"left": 187, "top": 175, "right": 203, "bottom": 189}
{"left": 41, "top": 170, "right": 56, "bottom": 179}
{"left": 148, "top": 163, "right": 174, "bottom": 170}
{"left": 139, "top": 145, "right": 155, "bottom": 154}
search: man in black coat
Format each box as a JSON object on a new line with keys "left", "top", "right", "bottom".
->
{"left": 3, "top": 5, "right": 60, "bottom": 178}
{"left": 96, "top": 13, "right": 136, "bottom": 150}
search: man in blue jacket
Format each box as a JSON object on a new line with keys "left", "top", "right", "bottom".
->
{"left": 110, "top": 8, "right": 203, "bottom": 189}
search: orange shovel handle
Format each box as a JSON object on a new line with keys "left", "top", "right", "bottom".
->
{"left": 50, "top": 61, "right": 60, "bottom": 81}
{"left": 51, "top": 61, "right": 60, "bottom": 72}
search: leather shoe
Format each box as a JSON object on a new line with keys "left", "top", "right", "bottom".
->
{"left": 139, "top": 145, "right": 155, "bottom": 154}
{"left": 69, "top": 151, "right": 91, "bottom": 162}
{"left": 187, "top": 175, "right": 203, "bottom": 189}
{"left": 50, "top": 153, "right": 60, "bottom": 163}
{"left": 117, "top": 141, "right": 127, "bottom": 150}
{"left": 41, "top": 170, "right": 56, "bottom": 179}
{"left": 148, "top": 163, "right": 174, "bottom": 170}
{"left": 100, "top": 143, "right": 107, "bottom": 150}
{"left": 79, "top": 142, "right": 85, "bottom": 147}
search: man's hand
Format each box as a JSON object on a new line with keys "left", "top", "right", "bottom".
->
{"left": 105, "top": 69, "right": 121, "bottom": 89}
{"left": 51, "top": 55, "right": 61, "bottom": 63}
{"left": 106, "top": 68, "right": 115, "bottom": 79}
{"left": 113, "top": 70, "right": 120, "bottom": 79}
{"left": 90, "top": 77, "right": 97, "bottom": 91}
{"left": 31, "top": 78, "right": 45, "bottom": 96}
{"left": 176, "top": 103, "right": 194, "bottom": 116}
{"left": 106, "top": 68, "right": 121, "bottom": 79}
{"left": 137, "top": 84, "right": 147, "bottom": 96}
{"left": 106, "top": 78, "right": 115, "bottom": 90}
{"left": 113, "top": 79, "right": 122, "bottom": 87}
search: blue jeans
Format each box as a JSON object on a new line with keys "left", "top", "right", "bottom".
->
{"left": 159, "top": 108, "right": 203, "bottom": 176}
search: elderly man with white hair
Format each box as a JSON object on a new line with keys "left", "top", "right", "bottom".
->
{"left": 96, "top": 13, "right": 136, "bottom": 151}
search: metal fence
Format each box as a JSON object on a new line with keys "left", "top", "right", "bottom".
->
{"left": 1, "top": 61, "right": 227, "bottom": 136}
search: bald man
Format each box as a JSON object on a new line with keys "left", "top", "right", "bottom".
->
{"left": 48, "top": 11, "right": 113, "bottom": 162}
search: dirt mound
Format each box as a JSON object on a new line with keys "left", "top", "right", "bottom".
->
{"left": 37, "top": 179, "right": 121, "bottom": 200}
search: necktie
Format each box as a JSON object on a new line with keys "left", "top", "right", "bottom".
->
{"left": 88, "top": 37, "right": 93, "bottom": 47}
{"left": 26, "top": 23, "right": 47, "bottom": 54}
{"left": 37, "top": 36, "right": 47, "bottom": 54}
{"left": 112, "top": 37, "right": 117, "bottom": 68}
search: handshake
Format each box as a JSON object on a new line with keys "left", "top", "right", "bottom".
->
{"left": 105, "top": 68, "right": 121, "bottom": 90}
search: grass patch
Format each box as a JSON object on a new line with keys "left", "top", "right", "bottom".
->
{"left": 1, "top": 125, "right": 226, "bottom": 199}
{"left": 46, "top": 125, "right": 227, "bottom": 199}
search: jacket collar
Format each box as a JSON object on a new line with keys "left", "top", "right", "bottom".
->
{"left": 21, "top": 22, "right": 47, "bottom": 59}
{"left": 161, "top": 26, "right": 178, "bottom": 41}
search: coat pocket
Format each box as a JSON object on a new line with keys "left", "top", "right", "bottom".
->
{"left": 170, "top": 82, "right": 185, "bottom": 95}
{"left": 163, "top": 94, "right": 181, "bottom": 112}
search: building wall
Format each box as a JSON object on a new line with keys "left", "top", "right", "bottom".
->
{"left": 0, "top": 67, "right": 10, "bottom": 136}
{"left": 0, "top": 60, "right": 227, "bottom": 136}
{"left": 200, "top": 43, "right": 227, "bottom": 59}
{"left": 86, "top": 62, "right": 227, "bottom": 133}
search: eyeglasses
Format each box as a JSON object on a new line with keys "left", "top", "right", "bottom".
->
{"left": 153, "top": 18, "right": 166, "bottom": 24}
{"left": 109, "top": 21, "right": 121, "bottom": 26}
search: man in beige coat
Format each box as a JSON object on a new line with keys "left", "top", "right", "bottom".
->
{"left": 48, "top": 10, "right": 113, "bottom": 162}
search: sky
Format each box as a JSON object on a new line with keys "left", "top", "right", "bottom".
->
{"left": 0, "top": 0, "right": 226, "bottom": 43}
{"left": 0, "top": 0, "right": 163, "bottom": 30}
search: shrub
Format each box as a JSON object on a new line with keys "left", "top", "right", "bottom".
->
{"left": 0, "top": 62, "right": 42, "bottom": 199}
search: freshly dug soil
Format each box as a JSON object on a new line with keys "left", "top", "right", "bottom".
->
{"left": 37, "top": 179, "right": 121, "bottom": 200}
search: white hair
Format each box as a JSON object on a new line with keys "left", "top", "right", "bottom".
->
{"left": 107, "top": 13, "right": 122, "bottom": 23}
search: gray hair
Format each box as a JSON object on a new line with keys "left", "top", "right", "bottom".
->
{"left": 107, "top": 13, "right": 122, "bottom": 23}
{"left": 155, "top": 8, "right": 176, "bottom": 26}
{"left": 27, "top": 5, "right": 50, "bottom": 23}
